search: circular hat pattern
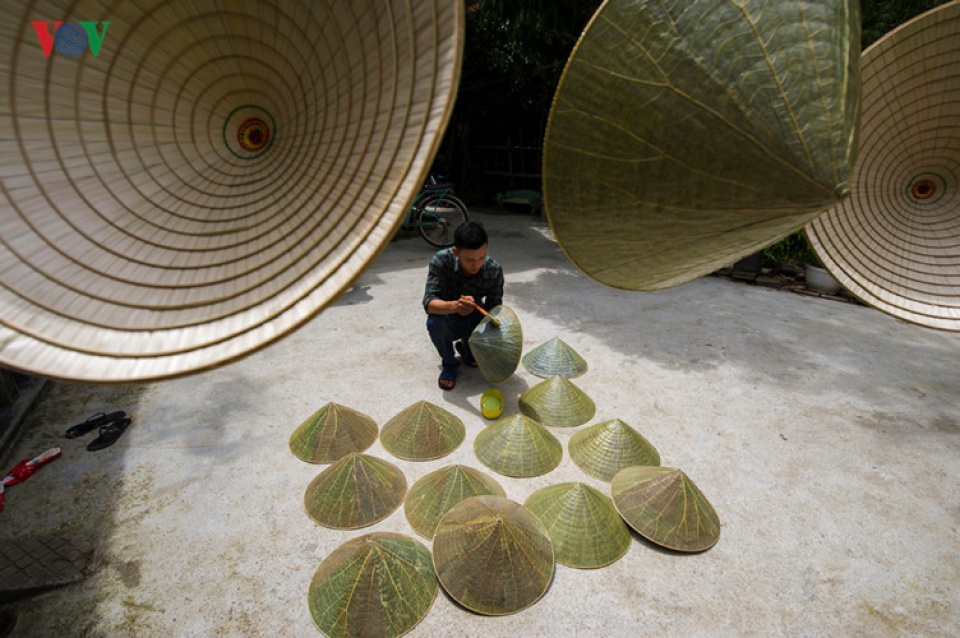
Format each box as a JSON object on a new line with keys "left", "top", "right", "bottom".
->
{"left": 0, "top": 0, "right": 463, "bottom": 380}
{"left": 806, "top": 2, "right": 960, "bottom": 331}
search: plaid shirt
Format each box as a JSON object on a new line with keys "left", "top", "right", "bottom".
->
{"left": 422, "top": 248, "right": 504, "bottom": 313}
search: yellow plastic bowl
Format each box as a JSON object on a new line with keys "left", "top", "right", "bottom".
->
{"left": 480, "top": 389, "right": 504, "bottom": 420}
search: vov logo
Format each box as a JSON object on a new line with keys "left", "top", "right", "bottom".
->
{"left": 31, "top": 21, "right": 110, "bottom": 57}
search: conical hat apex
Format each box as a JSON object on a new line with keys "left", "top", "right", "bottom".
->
{"left": 289, "top": 403, "right": 378, "bottom": 464}
{"left": 404, "top": 464, "right": 506, "bottom": 539}
{"left": 522, "top": 337, "right": 588, "bottom": 379}
{"left": 611, "top": 466, "right": 721, "bottom": 552}
{"left": 524, "top": 482, "right": 631, "bottom": 568}
{"left": 569, "top": 418, "right": 660, "bottom": 481}
{"left": 473, "top": 413, "right": 562, "bottom": 477}
{"left": 518, "top": 375, "right": 596, "bottom": 427}
{"left": 304, "top": 453, "right": 407, "bottom": 530}
{"left": 432, "top": 495, "right": 554, "bottom": 615}
{"left": 380, "top": 401, "right": 465, "bottom": 461}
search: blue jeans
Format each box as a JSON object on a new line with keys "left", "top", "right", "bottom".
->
{"left": 427, "top": 313, "right": 482, "bottom": 372}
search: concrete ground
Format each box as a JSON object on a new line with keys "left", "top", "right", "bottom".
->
{"left": 2, "top": 209, "right": 959, "bottom": 637}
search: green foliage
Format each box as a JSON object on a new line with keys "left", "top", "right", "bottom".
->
{"left": 461, "top": 0, "right": 600, "bottom": 115}
{"left": 861, "top": 0, "right": 954, "bottom": 47}
{"left": 763, "top": 231, "right": 821, "bottom": 268}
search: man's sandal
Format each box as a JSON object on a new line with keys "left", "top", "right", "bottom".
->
{"left": 87, "top": 417, "right": 132, "bottom": 451}
{"left": 65, "top": 411, "right": 126, "bottom": 438}
{"left": 438, "top": 369, "right": 457, "bottom": 391}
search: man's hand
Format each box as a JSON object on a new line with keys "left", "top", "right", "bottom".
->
{"left": 456, "top": 296, "right": 477, "bottom": 316}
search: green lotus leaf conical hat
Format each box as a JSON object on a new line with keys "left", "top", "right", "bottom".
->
{"left": 469, "top": 305, "right": 523, "bottom": 383}
{"left": 404, "top": 464, "right": 506, "bottom": 539}
{"left": 611, "top": 466, "right": 721, "bottom": 552}
{"left": 308, "top": 532, "right": 438, "bottom": 638}
{"left": 569, "top": 419, "right": 661, "bottom": 481}
{"left": 518, "top": 375, "right": 596, "bottom": 427}
{"left": 379, "top": 401, "right": 465, "bottom": 461}
{"left": 433, "top": 495, "right": 554, "bottom": 615}
{"left": 523, "top": 482, "right": 631, "bottom": 569}
{"left": 474, "top": 413, "right": 562, "bottom": 478}
{"left": 304, "top": 453, "right": 407, "bottom": 530}
{"left": 521, "top": 337, "right": 588, "bottom": 379}
{"left": 289, "top": 402, "right": 378, "bottom": 464}
{"left": 543, "top": 0, "right": 861, "bottom": 291}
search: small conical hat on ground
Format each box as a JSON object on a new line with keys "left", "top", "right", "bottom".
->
{"left": 474, "top": 413, "right": 563, "bottom": 478}
{"left": 523, "top": 482, "right": 631, "bottom": 569}
{"left": 404, "top": 465, "right": 506, "bottom": 539}
{"left": 433, "top": 495, "right": 554, "bottom": 615}
{"left": 308, "top": 532, "right": 438, "bottom": 638}
{"left": 379, "top": 401, "right": 465, "bottom": 461}
{"left": 522, "top": 338, "right": 588, "bottom": 379}
{"left": 304, "top": 453, "right": 407, "bottom": 530}
{"left": 518, "top": 376, "right": 595, "bottom": 427}
{"left": 469, "top": 305, "right": 523, "bottom": 383}
{"left": 569, "top": 419, "right": 661, "bottom": 481}
{"left": 611, "top": 466, "right": 721, "bottom": 552}
{"left": 289, "top": 403, "right": 378, "bottom": 464}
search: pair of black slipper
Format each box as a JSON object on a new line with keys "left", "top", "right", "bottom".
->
{"left": 65, "top": 410, "right": 131, "bottom": 451}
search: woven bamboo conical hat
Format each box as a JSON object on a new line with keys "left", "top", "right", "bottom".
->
{"left": 569, "top": 419, "right": 661, "bottom": 482}
{"left": 523, "top": 482, "right": 631, "bottom": 569}
{"left": 308, "top": 532, "right": 438, "bottom": 638}
{"left": 304, "top": 453, "right": 407, "bottom": 530}
{"left": 0, "top": 1, "right": 463, "bottom": 382}
{"left": 432, "top": 495, "right": 554, "bottom": 616}
{"left": 611, "top": 466, "right": 721, "bottom": 553}
{"left": 806, "top": 1, "right": 960, "bottom": 331}
{"left": 289, "top": 403, "right": 378, "bottom": 464}
{"left": 543, "top": 0, "right": 860, "bottom": 291}
{"left": 469, "top": 305, "right": 523, "bottom": 383}
{"left": 473, "top": 413, "right": 563, "bottom": 478}
{"left": 518, "top": 376, "right": 596, "bottom": 427}
{"left": 404, "top": 465, "right": 506, "bottom": 539}
{"left": 379, "top": 401, "right": 465, "bottom": 461}
{"left": 521, "top": 337, "right": 588, "bottom": 379}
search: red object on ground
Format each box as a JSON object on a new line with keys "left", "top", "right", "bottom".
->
{"left": 0, "top": 447, "right": 62, "bottom": 513}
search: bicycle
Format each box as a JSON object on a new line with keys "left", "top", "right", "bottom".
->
{"left": 401, "top": 176, "right": 470, "bottom": 247}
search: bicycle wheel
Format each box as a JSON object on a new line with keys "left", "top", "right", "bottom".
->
{"left": 417, "top": 192, "right": 469, "bottom": 247}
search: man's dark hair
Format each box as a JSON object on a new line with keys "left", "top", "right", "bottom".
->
{"left": 454, "top": 221, "right": 488, "bottom": 250}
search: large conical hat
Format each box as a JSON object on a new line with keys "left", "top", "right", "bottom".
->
{"left": 543, "top": 0, "right": 860, "bottom": 291}
{"left": 404, "top": 465, "right": 506, "bottom": 539}
{"left": 0, "top": 0, "right": 463, "bottom": 382}
{"left": 379, "top": 401, "right": 465, "bottom": 461}
{"left": 806, "top": 1, "right": 960, "bottom": 331}
{"left": 521, "top": 337, "right": 588, "bottom": 379}
{"left": 569, "top": 419, "right": 661, "bottom": 481}
{"left": 518, "top": 376, "right": 595, "bottom": 427}
{"left": 289, "top": 403, "right": 378, "bottom": 464}
{"left": 523, "top": 482, "right": 631, "bottom": 569}
{"left": 473, "top": 413, "right": 563, "bottom": 478}
{"left": 469, "top": 305, "right": 523, "bottom": 383}
{"left": 304, "top": 453, "right": 407, "bottom": 530}
{"left": 432, "top": 495, "right": 554, "bottom": 615}
{"left": 611, "top": 466, "right": 721, "bottom": 552}
{"left": 308, "top": 532, "right": 438, "bottom": 638}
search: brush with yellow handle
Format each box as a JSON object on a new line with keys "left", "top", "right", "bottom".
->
{"left": 461, "top": 296, "right": 501, "bottom": 326}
